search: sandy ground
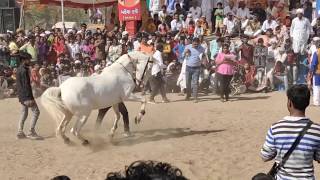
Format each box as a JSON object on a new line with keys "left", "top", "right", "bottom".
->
{"left": 0, "top": 92, "right": 320, "bottom": 180}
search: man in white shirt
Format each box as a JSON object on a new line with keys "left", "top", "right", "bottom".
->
{"left": 189, "top": 2, "right": 201, "bottom": 20}
{"left": 170, "top": 13, "right": 185, "bottom": 32}
{"left": 149, "top": 43, "right": 169, "bottom": 103}
{"left": 290, "top": 8, "right": 312, "bottom": 54}
{"left": 149, "top": 0, "right": 165, "bottom": 17}
{"left": 261, "top": 14, "right": 278, "bottom": 32}
{"left": 67, "top": 38, "right": 80, "bottom": 60}
{"left": 224, "top": 0, "right": 237, "bottom": 16}
{"left": 223, "top": 12, "right": 236, "bottom": 35}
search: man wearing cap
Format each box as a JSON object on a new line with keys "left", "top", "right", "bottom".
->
{"left": 16, "top": 52, "right": 42, "bottom": 140}
{"left": 183, "top": 37, "right": 207, "bottom": 103}
{"left": 290, "top": 8, "right": 312, "bottom": 55}
{"left": 223, "top": 12, "right": 236, "bottom": 36}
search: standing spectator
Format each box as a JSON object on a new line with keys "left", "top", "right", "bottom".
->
{"left": 67, "top": 37, "right": 80, "bottom": 61}
{"left": 254, "top": 38, "right": 268, "bottom": 87}
{"left": 173, "top": 37, "right": 186, "bottom": 63}
{"left": 215, "top": 44, "right": 236, "bottom": 102}
{"left": 158, "top": 5, "right": 168, "bottom": 23}
{"left": 209, "top": 37, "right": 223, "bottom": 61}
{"left": 223, "top": 0, "right": 237, "bottom": 16}
{"left": 20, "top": 36, "right": 38, "bottom": 64}
{"left": 290, "top": 8, "right": 312, "bottom": 55}
{"left": 260, "top": 84, "right": 320, "bottom": 179}
{"left": 303, "top": 1, "right": 313, "bottom": 22}
{"left": 311, "top": 42, "right": 320, "bottom": 106}
{"left": 291, "top": 8, "right": 312, "bottom": 84}
{"left": 194, "top": 21, "right": 204, "bottom": 38}
{"left": 214, "top": 2, "right": 224, "bottom": 34}
{"left": 94, "top": 34, "right": 106, "bottom": 62}
{"left": 0, "top": 35, "right": 8, "bottom": 65}
{"left": 106, "top": 38, "right": 122, "bottom": 63}
{"left": 149, "top": 0, "right": 165, "bottom": 18}
{"left": 238, "top": 35, "right": 254, "bottom": 65}
{"left": 37, "top": 35, "right": 48, "bottom": 64}
{"left": 16, "top": 52, "right": 41, "bottom": 140}
{"left": 189, "top": 2, "right": 201, "bottom": 21}
{"left": 149, "top": 43, "right": 170, "bottom": 103}
{"left": 183, "top": 37, "right": 206, "bottom": 103}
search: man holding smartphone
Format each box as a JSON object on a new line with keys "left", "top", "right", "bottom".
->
{"left": 16, "top": 52, "right": 42, "bottom": 140}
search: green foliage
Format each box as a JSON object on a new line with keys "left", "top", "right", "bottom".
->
{"left": 24, "top": 5, "right": 90, "bottom": 30}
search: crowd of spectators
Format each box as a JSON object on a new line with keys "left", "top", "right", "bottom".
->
{"left": 0, "top": 0, "right": 318, "bottom": 104}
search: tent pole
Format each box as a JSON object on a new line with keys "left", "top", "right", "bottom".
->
{"left": 61, "top": 0, "right": 65, "bottom": 35}
{"left": 19, "top": 0, "right": 25, "bottom": 29}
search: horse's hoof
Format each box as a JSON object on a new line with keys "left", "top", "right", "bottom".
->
{"left": 123, "top": 132, "right": 133, "bottom": 137}
{"left": 82, "top": 140, "right": 90, "bottom": 146}
{"left": 64, "top": 137, "right": 71, "bottom": 144}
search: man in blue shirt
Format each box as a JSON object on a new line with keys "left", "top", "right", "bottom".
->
{"left": 183, "top": 37, "right": 206, "bottom": 103}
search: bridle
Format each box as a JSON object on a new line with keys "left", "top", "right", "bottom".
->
{"left": 117, "top": 54, "right": 152, "bottom": 89}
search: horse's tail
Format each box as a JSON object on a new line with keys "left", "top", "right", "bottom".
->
{"left": 41, "top": 87, "right": 71, "bottom": 127}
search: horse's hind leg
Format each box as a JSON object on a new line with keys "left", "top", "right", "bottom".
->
{"left": 110, "top": 105, "right": 120, "bottom": 137}
{"left": 57, "top": 112, "right": 72, "bottom": 144}
{"left": 72, "top": 113, "right": 91, "bottom": 145}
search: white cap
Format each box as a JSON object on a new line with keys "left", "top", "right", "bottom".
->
{"left": 296, "top": 8, "right": 304, "bottom": 14}
{"left": 147, "top": 40, "right": 153, "bottom": 45}
{"left": 6, "top": 30, "right": 13, "bottom": 34}
{"left": 44, "top": 31, "right": 51, "bottom": 35}
{"left": 77, "top": 30, "right": 82, "bottom": 34}
{"left": 122, "top": 31, "right": 129, "bottom": 36}
{"left": 313, "top": 37, "right": 320, "bottom": 41}
{"left": 75, "top": 60, "right": 81, "bottom": 64}
{"left": 67, "top": 29, "right": 74, "bottom": 34}
{"left": 40, "top": 33, "right": 46, "bottom": 37}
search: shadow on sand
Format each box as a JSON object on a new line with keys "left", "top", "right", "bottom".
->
{"left": 110, "top": 128, "right": 225, "bottom": 146}
{"left": 87, "top": 128, "right": 225, "bottom": 153}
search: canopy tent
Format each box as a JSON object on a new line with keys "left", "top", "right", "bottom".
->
{"left": 16, "top": 0, "right": 117, "bottom": 33}
{"left": 39, "top": 0, "right": 116, "bottom": 9}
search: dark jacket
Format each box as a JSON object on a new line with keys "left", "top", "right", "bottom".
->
{"left": 16, "top": 64, "right": 34, "bottom": 103}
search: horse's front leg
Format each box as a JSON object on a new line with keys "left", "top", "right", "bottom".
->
{"left": 125, "top": 93, "right": 146, "bottom": 124}
{"left": 110, "top": 105, "right": 120, "bottom": 137}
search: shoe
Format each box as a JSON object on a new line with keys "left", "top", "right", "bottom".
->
{"left": 16, "top": 131, "right": 26, "bottom": 139}
{"left": 27, "top": 131, "right": 43, "bottom": 140}
{"left": 148, "top": 99, "right": 156, "bottom": 104}
{"left": 220, "top": 98, "right": 225, "bottom": 102}
{"left": 185, "top": 96, "right": 191, "bottom": 101}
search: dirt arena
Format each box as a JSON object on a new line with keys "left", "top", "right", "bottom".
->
{"left": 0, "top": 92, "right": 319, "bottom": 180}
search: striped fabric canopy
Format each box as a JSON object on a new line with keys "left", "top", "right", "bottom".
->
{"left": 16, "top": 0, "right": 116, "bottom": 8}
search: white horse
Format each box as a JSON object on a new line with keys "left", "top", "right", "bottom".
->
{"left": 41, "top": 51, "right": 153, "bottom": 145}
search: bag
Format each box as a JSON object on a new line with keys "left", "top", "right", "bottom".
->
{"left": 253, "top": 121, "right": 312, "bottom": 179}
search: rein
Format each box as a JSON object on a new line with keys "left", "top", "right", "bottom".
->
{"left": 117, "top": 54, "right": 152, "bottom": 89}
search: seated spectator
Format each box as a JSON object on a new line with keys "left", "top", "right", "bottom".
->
{"left": 244, "top": 15, "right": 262, "bottom": 38}
{"left": 106, "top": 38, "right": 122, "bottom": 64}
{"left": 194, "top": 20, "right": 204, "bottom": 38}
{"left": 143, "top": 17, "right": 157, "bottom": 34}
{"left": 187, "top": 20, "right": 195, "bottom": 36}
{"left": 223, "top": 12, "right": 236, "bottom": 36}
{"left": 261, "top": 14, "right": 278, "bottom": 33}
{"left": 158, "top": 22, "right": 170, "bottom": 36}
{"left": 170, "top": 13, "right": 185, "bottom": 34}
{"left": 267, "top": 61, "right": 289, "bottom": 91}
{"left": 189, "top": 1, "right": 201, "bottom": 20}
{"left": 158, "top": 5, "right": 168, "bottom": 23}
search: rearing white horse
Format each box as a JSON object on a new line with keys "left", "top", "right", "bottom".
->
{"left": 41, "top": 51, "right": 153, "bottom": 145}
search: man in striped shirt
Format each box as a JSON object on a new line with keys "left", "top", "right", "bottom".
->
{"left": 261, "top": 84, "right": 320, "bottom": 180}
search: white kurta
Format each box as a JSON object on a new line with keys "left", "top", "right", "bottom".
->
{"left": 177, "top": 59, "right": 186, "bottom": 90}
{"left": 290, "top": 17, "right": 312, "bottom": 54}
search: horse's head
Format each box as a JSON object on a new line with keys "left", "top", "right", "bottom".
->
{"left": 115, "top": 51, "right": 153, "bottom": 87}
